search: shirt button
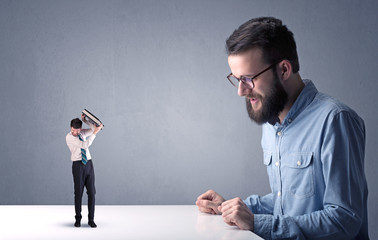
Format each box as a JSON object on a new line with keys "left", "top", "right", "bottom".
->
{"left": 275, "top": 161, "right": 279, "bottom": 167}
{"left": 278, "top": 191, "right": 281, "bottom": 197}
{"left": 297, "top": 161, "right": 301, "bottom": 166}
{"left": 288, "top": 118, "right": 292, "bottom": 123}
{"left": 277, "top": 131, "right": 282, "bottom": 137}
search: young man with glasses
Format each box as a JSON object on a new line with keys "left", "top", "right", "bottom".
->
{"left": 196, "top": 17, "right": 369, "bottom": 239}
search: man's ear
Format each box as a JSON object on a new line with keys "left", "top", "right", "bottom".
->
{"left": 278, "top": 60, "right": 292, "bottom": 81}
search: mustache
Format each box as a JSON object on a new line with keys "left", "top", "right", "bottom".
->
{"left": 246, "top": 94, "right": 262, "bottom": 100}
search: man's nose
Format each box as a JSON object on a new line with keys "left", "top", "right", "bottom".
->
{"left": 238, "top": 81, "right": 252, "bottom": 96}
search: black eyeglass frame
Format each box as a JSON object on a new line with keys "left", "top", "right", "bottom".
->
{"left": 226, "top": 62, "right": 278, "bottom": 88}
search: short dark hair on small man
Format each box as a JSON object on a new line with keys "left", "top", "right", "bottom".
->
{"left": 70, "top": 118, "right": 82, "bottom": 129}
{"left": 226, "top": 17, "right": 300, "bottom": 73}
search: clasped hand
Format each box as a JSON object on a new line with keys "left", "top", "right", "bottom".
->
{"left": 81, "top": 114, "right": 103, "bottom": 134}
{"left": 196, "top": 190, "right": 254, "bottom": 231}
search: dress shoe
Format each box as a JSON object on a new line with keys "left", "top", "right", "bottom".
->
{"left": 74, "top": 220, "right": 81, "bottom": 227}
{"left": 88, "top": 221, "right": 97, "bottom": 228}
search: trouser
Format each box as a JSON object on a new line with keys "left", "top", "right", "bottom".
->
{"left": 72, "top": 160, "right": 96, "bottom": 221}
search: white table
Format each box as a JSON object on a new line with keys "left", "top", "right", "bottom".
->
{"left": 0, "top": 205, "right": 263, "bottom": 240}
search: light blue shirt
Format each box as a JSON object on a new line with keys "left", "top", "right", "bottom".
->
{"left": 244, "top": 80, "right": 369, "bottom": 239}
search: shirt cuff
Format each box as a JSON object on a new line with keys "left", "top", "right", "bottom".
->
{"left": 254, "top": 214, "right": 273, "bottom": 240}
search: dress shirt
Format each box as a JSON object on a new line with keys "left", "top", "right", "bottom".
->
{"left": 66, "top": 126, "right": 96, "bottom": 161}
{"left": 244, "top": 80, "right": 369, "bottom": 239}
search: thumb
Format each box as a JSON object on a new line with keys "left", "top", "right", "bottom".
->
{"left": 218, "top": 205, "right": 222, "bottom": 213}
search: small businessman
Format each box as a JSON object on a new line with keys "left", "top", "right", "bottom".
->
{"left": 66, "top": 113, "right": 103, "bottom": 228}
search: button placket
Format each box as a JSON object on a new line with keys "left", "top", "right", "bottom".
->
{"left": 275, "top": 128, "right": 284, "bottom": 214}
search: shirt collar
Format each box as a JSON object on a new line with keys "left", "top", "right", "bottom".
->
{"left": 282, "top": 79, "right": 318, "bottom": 125}
{"left": 269, "top": 79, "right": 318, "bottom": 126}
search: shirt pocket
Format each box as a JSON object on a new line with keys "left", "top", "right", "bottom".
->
{"left": 263, "top": 151, "right": 274, "bottom": 190}
{"left": 281, "top": 152, "right": 314, "bottom": 199}
{"left": 263, "top": 151, "right": 272, "bottom": 166}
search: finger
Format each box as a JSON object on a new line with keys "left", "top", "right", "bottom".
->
{"left": 220, "top": 199, "right": 235, "bottom": 213}
{"left": 222, "top": 197, "right": 243, "bottom": 208}
{"left": 199, "top": 199, "right": 222, "bottom": 214}
{"left": 220, "top": 197, "right": 245, "bottom": 217}
{"left": 221, "top": 204, "right": 234, "bottom": 219}
{"left": 196, "top": 200, "right": 212, "bottom": 210}
{"left": 224, "top": 219, "right": 236, "bottom": 227}
{"left": 222, "top": 205, "right": 246, "bottom": 228}
{"left": 197, "top": 190, "right": 214, "bottom": 201}
{"left": 198, "top": 206, "right": 214, "bottom": 214}
{"left": 222, "top": 210, "right": 237, "bottom": 226}
{"left": 222, "top": 204, "right": 254, "bottom": 230}
{"left": 197, "top": 203, "right": 217, "bottom": 214}
{"left": 198, "top": 199, "right": 219, "bottom": 210}
{"left": 197, "top": 193, "right": 208, "bottom": 201}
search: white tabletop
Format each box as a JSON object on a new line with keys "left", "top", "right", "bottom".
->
{"left": 0, "top": 205, "right": 263, "bottom": 240}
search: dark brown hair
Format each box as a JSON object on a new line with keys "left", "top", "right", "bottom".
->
{"left": 226, "top": 17, "right": 300, "bottom": 73}
{"left": 70, "top": 118, "right": 82, "bottom": 129}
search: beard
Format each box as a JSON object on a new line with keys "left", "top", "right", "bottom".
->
{"left": 246, "top": 71, "right": 288, "bottom": 125}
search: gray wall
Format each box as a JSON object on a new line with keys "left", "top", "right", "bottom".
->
{"left": 1, "top": 0, "right": 377, "bottom": 238}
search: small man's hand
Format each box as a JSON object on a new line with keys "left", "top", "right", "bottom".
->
{"left": 196, "top": 190, "right": 225, "bottom": 215}
{"left": 81, "top": 113, "right": 87, "bottom": 123}
{"left": 218, "top": 197, "right": 254, "bottom": 231}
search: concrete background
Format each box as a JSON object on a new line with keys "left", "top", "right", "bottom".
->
{"left": 1, "top": 0, "right": 377, "bottom": 238}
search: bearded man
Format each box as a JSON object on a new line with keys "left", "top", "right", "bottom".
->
{"left": 196, "top": 17, "right": 369, "bottom": 240}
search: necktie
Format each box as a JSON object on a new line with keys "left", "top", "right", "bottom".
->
{"left": 78, "top": 134, "right": 87, "bottom": 165}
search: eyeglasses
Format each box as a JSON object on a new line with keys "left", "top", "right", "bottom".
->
{"left": 226, "top": 63, "right": 277, "bottom": 88}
